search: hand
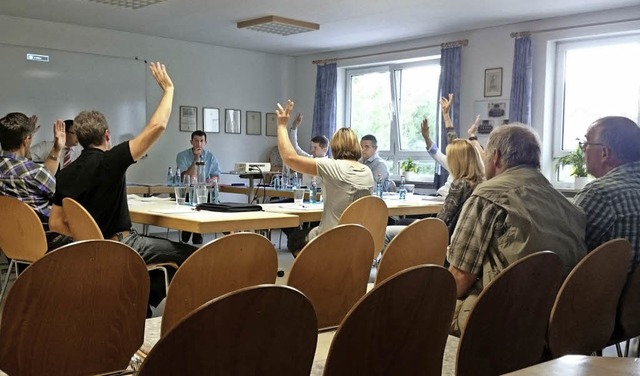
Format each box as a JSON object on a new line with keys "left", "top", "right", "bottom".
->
{"left": 276, "top": 99, "right": 294, "bottom": 127}
{"left": 420, "top": 118, "right": 431, "bottom": 141}
{"left": 291, "top": 113, "right": 303, "bottom": 129}
{"left": 468, "top": 115, "right": 480, "bottom": 137}
{"left": 192, "top": 147, "right": 203, "bottom": 159}
{"left": 148, "top": 62, "right": 174, "bottom": 92}
{"left": 53, "top": 119, "right": 66, "bottom": 151}
{"left": 440, "top": 93, "right": 454, "bottom": 115}
{"left": 30, "top": 115, "right": 41, "bottom": 133}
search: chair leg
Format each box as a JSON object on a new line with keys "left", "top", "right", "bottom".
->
{"left": 0, "top": 260, "right": 15, "bottom": 303}
{"left": 625, "top": 339, "right": 631, "bottom": 357}
{"left": 160, "top": 267, "right": 170, "bottom": 295}
{"left": 616, "top": 342, "right": 623, "bottom": 357}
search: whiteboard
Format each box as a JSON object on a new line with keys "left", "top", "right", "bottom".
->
{"left": 0, "top": 43, "right": 147, "bottom": 180}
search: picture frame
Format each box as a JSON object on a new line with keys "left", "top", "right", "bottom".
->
{"left": 179, "top": 105, "right": 197, "bottom": 132}
{"left": 265, "top": 112, "right": 277, "bottom": 137}
{"left": 484, "top": 68, "right": 503, "bottom": 97}
{"left": 202, "top": 107, "right": 220, "bottom": 133}
{"left": 225, "top": 109, "right": 241, "bottom": 134}
{"left": 246, "top": 111, "right": 261, "bottom": 135}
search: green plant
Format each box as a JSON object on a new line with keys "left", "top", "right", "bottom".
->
{"left": 400, "top": 157, "right": 421, "bottom": 173}
{"left": 555, "top": 143, "right": 587, "bottom": 178}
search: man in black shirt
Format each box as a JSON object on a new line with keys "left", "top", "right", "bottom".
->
{"left": 49, "top": 62, "right": 196, "bottom": 311}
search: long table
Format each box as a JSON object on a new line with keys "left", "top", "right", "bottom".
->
{"left": 504, "top": 355, "right": 640, "bottom": 375}
{"left": 128, "top": 200, "right": 299, "bottom": 233}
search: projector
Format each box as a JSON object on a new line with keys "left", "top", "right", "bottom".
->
{"left": 234, "top": 162, "right": 271, "bottom": 173}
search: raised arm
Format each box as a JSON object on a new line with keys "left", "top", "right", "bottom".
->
{"left": 43, "top": 120, "right": 66, "bottom": 174}
{"left": 129, "top": 62, "right": 174, "bottom": 161}
{"left": 287, "top": 113, "right": 312, "bottom": 158}
{"left": 277, "top": 101, "right": 317, "bottom": 176}
{"left": 440, "top": 94, "right": 454, "bottom": 131}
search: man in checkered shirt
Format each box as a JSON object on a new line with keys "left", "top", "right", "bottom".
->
{"left": 574, "top": 116, "right": 640, "bottom": 272}
{"left": 447, "top": 124, "right": 586, "bottom": 336}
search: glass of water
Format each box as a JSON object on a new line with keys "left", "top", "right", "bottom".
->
{"left": 174, "top": 185, "right": 188, "bottom": 205}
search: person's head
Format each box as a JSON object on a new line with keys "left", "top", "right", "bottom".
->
{"left": 310, "top": 135, "right": 329, "bottom": 157}
{"left": 446, "top": 139, "right": 484, "bottom": 186}
{"left": 484, "top": 124, "right": 541, "bottom": 180}
{"left": 64, "top": 119, "right": 79, "bottom": 147}
{"left": 583, "top": 116, "right": 640, "bottom": 178}
{"left": 330, "top": 128, "right": 362, "bottom": 161}
{"left": 360, "top": 134, "right": 378, "bottom": 160}
{"left": 74, "top": 111, "right": 110, "bottom": 149}
{"left": 190, "top": 130, "right": 207, "bottom": 150}
{"left": 0, "top": 112, "right": 35, "bottom": 152}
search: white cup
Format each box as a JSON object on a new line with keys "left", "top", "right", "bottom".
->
{"left": 293, "top": 188, "right": 305, "bottom": 206}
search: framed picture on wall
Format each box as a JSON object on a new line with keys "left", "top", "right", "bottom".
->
{"left": 225, "top": 109, "right": 241, "bottom": 134}
{"left": 484, "top": 68, "right": 503, "bottom": 97}
{"left": 246, "top": 111, "right": 261, "bottom": 135}
{"left": 202, "top": 107, "right": 220, "bottom": 133}
{"left": 265, "top": 113, "right": 277, "bottom": 137}
{"left": 179, "top": 105, "right": 197, "bottom": 132}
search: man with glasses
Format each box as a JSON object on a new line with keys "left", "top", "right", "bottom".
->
{"left": 574, "top": 116, "right": 640, "bottom": 272}
{"left": 30, "top": 118, "right": 81, "bottom": 173}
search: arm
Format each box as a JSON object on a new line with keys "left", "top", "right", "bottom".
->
{"left": 129, "top": 62, "right": 174, "bottom": 161}
{"left": 277, "top": 101, "right": 317, "bottom": 176}
{"left": 209, "top": 153, "right": 221, "bottom": 179}
{"left": 467, "top": 115, "right": 483, "bottom": 153}
{"left": 440, "top": 93, "right": 454, "bottom": 131}
{"left": 49, "top": 204, "right": 73, "bottom": 237}
{"left": 42, "top": 120, "right": 66, "bottom": 174}
{"left": 449, "top": 265, "right": 478, "bottom": 298}
{"left": 288, "top": 113, "right": 312, "bottom": 158}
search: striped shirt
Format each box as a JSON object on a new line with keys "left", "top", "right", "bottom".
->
{"left": 0, "top": 151, "right": 56, "bottom": 221}
{"left": 574, "top": 160, "right": 640, "bottom": 271}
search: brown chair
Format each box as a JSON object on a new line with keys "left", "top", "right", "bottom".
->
{"left": 547, "top": 238, "right": 631, "bottom": 358}
{"left": 62, "top": 197, "right": 177, "bottom": 294}
{"left": 0, "top": 196, "right": 48, "bottom": 302}
{"left": 456, "top": 251, "right": 564, "bottom": 376}
{"left": 323, "top": 265, "right": 456, "bottom": 376}
{"left": 374, "top": 217, "right": 448, "bottom": 286}
{"left": 611, "top": 261, "right": 640, "bottom": 357}
{"left": 137, "top": 285, "right": 318, "bottom": 376}
{"left": 287, "top": 224, "right": 373, "bottom": 331}
{"left": 161, "top": 232, "right": 278, "bottom": 335}
{"left": 338, "top": 195, "right": 388, "bottom": 259}
{"left": 0, "top": 240, "right": 149, "bottom": 376}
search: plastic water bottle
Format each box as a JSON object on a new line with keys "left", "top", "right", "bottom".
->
{"left": 310, "top": 177, "right": 318, "bottom": 203}
{"left": 210, "top": 179, "right": 219, "bottom": 204}
{"left": 292, "top": 172, "right": 299, "bottom": 189}
{"left": 398, "top": 175, "right": 407, "bottom": 200}
{"left": 375, "top": 174, "right": 383, "bottom": 198}
{"left": 174, "top": 168, "right": 181, "bottom": 186}
{"left": 166, "top": 167, "right": 174, "bottom": 187}
{"left": 190, "top": 175, "right": 197, "bottom": 206}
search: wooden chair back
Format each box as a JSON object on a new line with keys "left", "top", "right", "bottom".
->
{"left": 62, "top": 197, "right": 104, "bottom": 240}
{"left": 375, "top": 218, "right": 448, "bottom": 286}
{"left": 456, "top": 251, "right": 564, "bottom": 376}
{"left": 161, "top": 232, "right": 278, "bottom": 334}
{"left": 0, "top": 240, "right": 149, "bottom": 376}
{"left": 138, "top": 285, "right": 317, "bottom": 376}
{"left": 338, "top": 195, "right": 388, "bottom": 259}
{"left": 547, "top": 238, "right": 631, "bottom": 358}
{"left": 323, "top": 265, "right": 456, "bottom": 376}
{"left": 287, "top": 224, "right": 373, "bottom": 331}
{"left": 0, "top": 196, "right": 47, "bottom": 261}
{"left": 616, "top": 260, "right": 640, "bottom": 339}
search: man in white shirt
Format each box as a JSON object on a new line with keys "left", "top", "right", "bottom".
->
{"left": 359, "top": 134, "right": 389, "bottom": 182}
{"left": 30, "top": 119, "right": 81, "bottom": 173}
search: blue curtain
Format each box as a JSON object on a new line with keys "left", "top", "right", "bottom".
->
{"left": 434, "top": 45, "right": 462, "bottom": 189}
{"left": 312, "top": 63, "right": 337, "bottom": 141}
{"left": 509, "top": 35, "right": 532, "bottom": 125}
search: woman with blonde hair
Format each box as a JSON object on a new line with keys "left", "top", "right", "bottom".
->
{"left": 276, "top": 100, "right": 374, "bottom": 255}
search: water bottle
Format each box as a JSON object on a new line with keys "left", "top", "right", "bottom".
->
{"left": 398, "top": 175, "right": 407, "bottom": 200}
{"left": 292, "top": 172, "right": 299, "bottom": 189}
{"left": 195, "top": 157, "right": 206, "bottom": 185}
{"left": 166, "top": 167, "right": 174, "bottom": 187}
{"left": 310, "top": 177, "right": 318, "bottom": 203}
{"left": 375, "top": 174, "right": 383, "bottom": 198}
{"left": 190, "top": 174, "right": 197, "bottom": 206}
{"left": 174, "top": 168, "right": 181, "bottom": 186}
{"left": 210, "top": 179, "right": 219, "bottom": 204}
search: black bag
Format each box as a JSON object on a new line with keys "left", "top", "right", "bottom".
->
{"left": 195, "top": 202, "right": 263, "bottom": 213}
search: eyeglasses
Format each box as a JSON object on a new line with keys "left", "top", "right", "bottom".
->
{"left": 578, "top": 141, "right": 604, "bottom": 151}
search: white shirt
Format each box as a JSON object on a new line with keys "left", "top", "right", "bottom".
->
{"left": 30, "top": 141, "right": 82, "bottom": 170}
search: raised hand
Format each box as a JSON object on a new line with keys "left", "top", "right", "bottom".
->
{"left": 440, "top": 93, "right": 454, "bottom": 115}
{"left": 468, "top": 115, "right": 480, "bottom": 137}
{"left": 292, "top": 113, "right": 303, "bottom": 129}
{"left": 421, "top": 118, "right": 431, "bottom": 140}
{"left": 276, "top": 99, "right": 294, "bottom": 127}
{"left": 148, "top": 62, "right": 174, "bottom": 92}
{"left": 53, "top": 119, "right": 66, "bottom": 151}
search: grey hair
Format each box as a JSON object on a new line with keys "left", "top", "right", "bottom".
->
{"left": 591, "top": 116, "right": 640, "bottom": 164}
{"left": 486, "top": 123, "right": 541, "bottom": 169}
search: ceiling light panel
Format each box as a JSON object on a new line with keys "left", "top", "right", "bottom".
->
{"left": 237, "top": 16, "right": 319, "bottom": 36}
{"left": 87, "top": 0, "right": 166, "bottom": 10}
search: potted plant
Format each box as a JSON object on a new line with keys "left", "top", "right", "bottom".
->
{"left": 555, "top": 143, "right": 589, "bottom": 189}
{"left": 400, "top": 157, "right": 421, "bottom": 181}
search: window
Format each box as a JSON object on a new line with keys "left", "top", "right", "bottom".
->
{"left": 553, "top": 34, "right": 640, "bottom": 182}
{"left": 346, "top": 59, "right": 441, "bottom": 180}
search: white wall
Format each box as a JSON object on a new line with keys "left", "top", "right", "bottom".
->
{"left": 293, "top": 5, "right": 640, "bottom": 180}
{"left": 0, "top": 14, "right": 296, "bottom": 189}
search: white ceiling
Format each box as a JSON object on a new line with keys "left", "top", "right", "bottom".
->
{"left": 1, "top": 0, "right": 638, "bottom": 56}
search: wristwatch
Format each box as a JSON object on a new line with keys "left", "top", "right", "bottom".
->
{"left": 468, "top": 136, "right": 478, "bottom": 141}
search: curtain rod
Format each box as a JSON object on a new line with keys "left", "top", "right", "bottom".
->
{"left": 511, "top": 16, "right": 640, "bottom": 38}
{"left": 312, "top": 39, "right": 468, "bottom": 65}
